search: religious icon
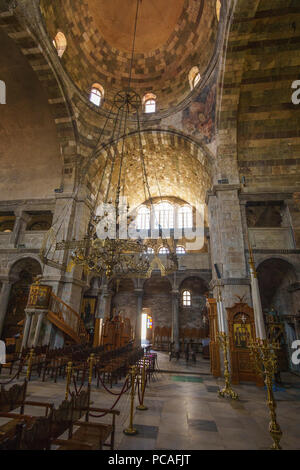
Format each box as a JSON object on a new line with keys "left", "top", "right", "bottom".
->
{"left": 233, "top": 313, "right": 251, "bottom": 349}
{"left": 27, "top": 285, "right": 51, "bottom": 309}
{"left": 81, "top": 297, "right": 96, "bottom": 328}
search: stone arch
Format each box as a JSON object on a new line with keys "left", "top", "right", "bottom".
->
{"left": 256, "top": 256, "right": 300, "bottom": 372}
{"left": 8, "top": 255, "right": 43, "bottom": 280}
{"left": 256, "top": 257, "right": 298, "bottom": 314}
{"left": 84, "top": 129, "right": 213, "bottom": 212}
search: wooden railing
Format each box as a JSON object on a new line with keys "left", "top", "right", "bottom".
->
{"left": 48, "top": 293, "right": 89, "bottom": 344}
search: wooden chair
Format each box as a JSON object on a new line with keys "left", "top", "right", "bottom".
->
{"left": 0, "top": 419, "right": 24, "bottom": 450}
{"left": 0, "top": 412, "right": 52, "bottom": 450}
{"left": 0, "top": 380, "right": 28, "bottom": 413}
{"left": 70, "top": 407, "right": 120, "bottom": 450}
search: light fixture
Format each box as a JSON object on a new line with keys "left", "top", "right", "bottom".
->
{"left": 44, "top": 0, "right": 178, "bottom": 281}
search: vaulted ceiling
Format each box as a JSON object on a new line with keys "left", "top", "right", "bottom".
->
{"left": 40, "top": 0, "right": 220, "bottom": 115}
{"left": 86, "top": 131, "right": 212, "bottom": 209}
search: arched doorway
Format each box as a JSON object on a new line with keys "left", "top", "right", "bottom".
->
{"left": 257, "top": 258, "right": 299, "bottom": 372}
{"left": 2, "top": 257, "right": 42, "bottom": 341}
{"left": 141, "top": 308, "right": 153, "bottom": 347}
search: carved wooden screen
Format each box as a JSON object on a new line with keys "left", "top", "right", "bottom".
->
{"left": 206, "top": 298, "right": 221, "bottom": 377}
{"left": 227, "top": 302, "right": 263, "bottom": 386}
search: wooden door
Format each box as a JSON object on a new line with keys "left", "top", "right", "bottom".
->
{"left": 227, "top": 303, "right": 263, "bottom": 386}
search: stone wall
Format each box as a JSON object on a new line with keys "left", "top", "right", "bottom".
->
{"left": 0, "top": 30, "right": 62, "bottom": 200}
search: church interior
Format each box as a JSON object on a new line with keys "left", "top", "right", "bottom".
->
{"left": 0, "top": 0, "right": 300, "bottom": 452}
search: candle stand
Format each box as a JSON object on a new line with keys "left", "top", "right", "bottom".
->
{"left": 217, "top": 332, "right": 239, "bottom": 400}
{"left": 248, "top": 339, "right": 282, "bottom": 450}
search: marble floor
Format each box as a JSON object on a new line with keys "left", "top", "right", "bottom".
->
{"left": 1, "top": 352, "right": 300, "bottom": 450}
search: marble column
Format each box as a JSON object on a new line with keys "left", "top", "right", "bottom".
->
{"left": 93, "top": 285, "right": 113, "bottom": 347}
{"left": 42, "top": 188, "right": 91, "bottom": 312}
{"left": 102, "top": 288, "right": 113, "bottom": 319}
{"left": 171, "top": 290, "right": 180, "bottom": 352}
{"left": 21, "top": 311, "right": 33, "bottom": 350}
{"left": 33, "top": 310, "right": 47, "bottom": 347}
{"left": 0, "top": 281, "right": 13, "bottom": 337}
{"left": 10, "top": 211, "right": 30, "bottom": 248}
{"left": 134, "top": 288, "right": 144, "bottom": 346}
{"left": 207, "top": 185, "right": 251, "bottom": 313}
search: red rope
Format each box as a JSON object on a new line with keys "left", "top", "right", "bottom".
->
{"left": 137, "top": 372, "right": 147, "bottom": 405}
{"left": 96, "top": 369, "right": 130, "bottom": 396}
{"left": 72, "top": 375, "right": 84, "bottom": 396}
{"left": 137, "top": 376, "right": 142, "bottom": 404}
{"left": 0, "top": 363, "right": 25, "bottom": 385}
{"left": 89, "top": 376, "right": 129, "bottom": 418}
{"left": 142, "top": 374, "right": 147, "bottom": 403}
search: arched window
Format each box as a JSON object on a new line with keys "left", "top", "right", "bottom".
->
{"left": 136, "top": 205, "right": 150, "bottom": 230}
{"left": 178, "top": 205, "right": 193, "bottom": 229}
{"left": 154, "top": 202, "right": 174, "bottom": 230}
{"left": 143, "top": 93, "right": 157, "bottom": 114}
{"left": 188, "top": 66, "right": 201, "bottom": 90}
{"left": 90, "top": 83, "right": 104, "bottom": 107}
{"left": 53, "top": 32, "right": 67, "bottom": 58}
{"left": 182, "top": 290, "right": 191, "bottom": 306}
{"left": 216, "top": 0, "right": 221, "bottom": 22}
{"left": 176, "top": 246, "right": 186, "bottom": 255}
{"left": 159, "top": 247, "right": 170, "bottom": 255}
{"left": 145, "top": 247, "right": 154, "bottom": 254}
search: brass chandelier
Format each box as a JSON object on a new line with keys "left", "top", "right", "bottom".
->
{"left": 49, "top": 0, "right": 178, "bottom": 280}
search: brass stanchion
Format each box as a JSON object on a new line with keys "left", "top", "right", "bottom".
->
{"left": 123, "top": 366, "right": 138, "bottom": 435}
{"left": 217, "top": 333, "right": 239, "bottom": 400}
{"left": 65, "top": 361, "right": 73, "bottom": 400}
{"left": 136, "top": 357, "right": 148, "bottom": 411}
{"left": 88, "top": 353, "right": 95, "bottom": 385}
{"left": 249, "top": 339, "right": 282, "bottom": 450}
{"left": 85, "top": 353, "right": 95, "bottom": 422}
{"left": 26, "top": 348, "right": 34, "bottom": 381}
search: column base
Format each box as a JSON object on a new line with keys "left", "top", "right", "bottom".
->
{"left": 136, "top": 404, "right": 148, "bottom": 411}
{"left": 123, "top": 427, "right": 138, "bottom": 436}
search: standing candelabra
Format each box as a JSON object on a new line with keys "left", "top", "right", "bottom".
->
{"left": 217, "top": 332, "right": 239, "bottom": 400}
{"left": 248, "top": 339, "right": 282, "bottom": 450}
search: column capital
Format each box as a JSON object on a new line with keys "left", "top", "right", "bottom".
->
{"left": 206, "top": 184, "right": 241, "bottom": 204}
{"left": 210, "top": 278, "right": 250, "bottom": 290}
{"left": 13, "top": 209, "right": 30, "bottom": 221}
{"left": 134, "top": 288, "right": 144, "bottom": 296}
{"left": 102, "top": 288, "right": 113, "bottom": 297}
{"left": 24, "top": 308, "right": 38, "bottom": 316}
{"left": 0, "top": 277, "right": 13, "bottom": 285}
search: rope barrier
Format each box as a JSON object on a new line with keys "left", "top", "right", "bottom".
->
{"left": 137, "top": 375, "right": 142, "bottom": 404}
{"left": 0, "top": 362, "right": 25, "bottom": 386}
{"left": 72, "top": 375, "right": 85, "bottom": 397}
{"left": 141, "top": 374, "right": 147, "bottom": 404}
{"left": 0, "top": 370, "right": 23, "bottom": 386}
{"left": 96, "top": 369, "right": 131, "bottom": 396}
{"left": 89, "top": 375, "right": 130, "bottom": 418}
